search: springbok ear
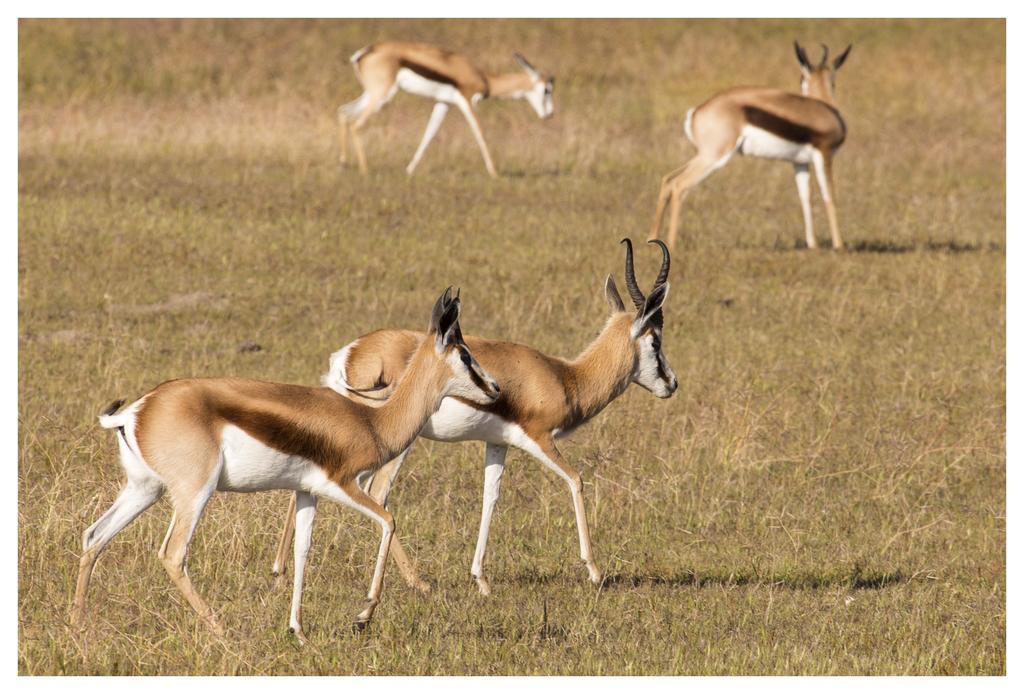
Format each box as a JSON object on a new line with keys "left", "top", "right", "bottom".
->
{"left": 435, "top": 298, "right": 462, "bottom": 351}
{"left": 794, "top": 40, "right": 812, "bottom": 74}
{"left": 429, "top": 286, "right": 455, "bottom": 333}
{"left": 513, "top": 52, "right": 539, "bottom": 78}
{"left": 605, "top": 275, "right": 625, "bottom": 312}
{"left": 631, "top": 282, "right": 670, "bottom": 338}
{"left": 833, "top": 44, "right": 852, "bottom": 71}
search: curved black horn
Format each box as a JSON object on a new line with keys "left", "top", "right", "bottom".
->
{"left": 648, "top": 239, "right": 670, "bottom": 288}
{"left": 794, "top": 41, "right": 811, "bottom": 70}
{"left": 819, "top": 43, "right": 829, "bottom": 68}
{"left": 620, "top": 238, "right": 646, "bottom": 309}
{"left": 833, "top": 44, "right": 852, "bottom": 71}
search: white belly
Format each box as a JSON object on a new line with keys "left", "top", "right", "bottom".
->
{"left": 218, "top": 425, "right": 324, "bottom": 493}
{"left": 396, "top": 68, "right": 460, "bottom": 103}
{"left": 738, "top": 125, "right": 814, "bottom": 164}
{"left": 421, "top": 398, "right": 521, "bottom": 445}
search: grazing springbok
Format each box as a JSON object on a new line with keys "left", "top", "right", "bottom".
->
{"left": 650, "top": 41, "right": 852, "bottom": 250}
{"left": 70, "top": 289, "right": 500, "bottom": 641}
{"left": 272, "top": 240, "right": 677, "bottom": 596}
{"left": 337, "top": 41, "right": 554, "bottom": 177}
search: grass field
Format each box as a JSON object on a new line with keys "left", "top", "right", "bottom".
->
{"left": 17, "top": 19, "right": 1005, "bottom": 675}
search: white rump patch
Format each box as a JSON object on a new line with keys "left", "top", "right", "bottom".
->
{"left": 323, "top": 340, "right": 358, "bottom": 395}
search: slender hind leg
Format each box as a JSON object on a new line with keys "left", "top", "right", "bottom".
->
{"left": 349, "top": 88, "right": 392, "bottom": 175}
{"left": 470, "top": 444, "right": 508, "bottom": 596}
{"left": 71, "top": 477, "right": 164, "bottom": 626}
{"left": 793, "top": 163, "right": 817, "bottom": 249}
{"left": 665, "top": 150, "right": 735, "bottom": 250}
{"left": 649, "top": 162, "right": 692, "bottom": 241}
{"left": 160, "top": 481, "right": 224, "bottom": 636}
{"left": 812, "top": 149, "right": 844, "bottom": 250}
{"left": 337, "top": 93, "right": 369, "bottom": 165}
{"left": 337, "top": 109, "right": 350, "bottom": 164}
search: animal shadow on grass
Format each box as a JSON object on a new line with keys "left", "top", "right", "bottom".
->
{"left": 499, "top": 167, "right": 571, "bottom": 179}
{"left": 513, "top": 565, "right": 906, "bottom": 591}
{"left": 846, "top": 239, "right": 1000, "bottom": 254}
{"left": 764, "top": 239, "right": 1000, "bottom": 254}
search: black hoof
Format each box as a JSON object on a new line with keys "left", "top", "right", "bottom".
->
{"left": 352, "top": 620, "right": 369, "bottom": 634}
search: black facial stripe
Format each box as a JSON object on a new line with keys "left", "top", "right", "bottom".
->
{"left": 656, "top": 353, "right": 671, "bottom": 382}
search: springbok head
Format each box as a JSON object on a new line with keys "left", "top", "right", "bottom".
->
{"left": 794, "top": 41, "right": 852, "bottom": 103}
{"left": 513, "top": 52, "right": 555, "bottom": 119}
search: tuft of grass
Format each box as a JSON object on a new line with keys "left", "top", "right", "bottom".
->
{"left": 19, "top": 19, "right": 1003, "bottom": 674}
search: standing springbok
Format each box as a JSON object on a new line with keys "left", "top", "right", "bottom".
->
{"left": 338, "top": 41, "right": 554, "bottom": 177}
{"left": 70, "top": 289, "right": 500, "bottom": 641}
{"left": 650, "top": 41, "right": 852, "bottom": 250}
{"left": 272, "top": 240, "right": 677, "bottom": 596}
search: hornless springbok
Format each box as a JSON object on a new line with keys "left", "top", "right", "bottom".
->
{"left": 272, "top": 240, "right": 677, "bottom": 596}
{"left": 70, "top": 289, "right": 500, "bottom": 641}
{"left": 650, "top": 41, "right": 852, "bottom": 250}
{"left": 338, "top": 41, "right": 555, "bottom": 177}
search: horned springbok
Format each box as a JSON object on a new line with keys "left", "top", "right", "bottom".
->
{"left": 337, "top": 41, "right": 554, "bottom": 177}
{"left": 650, "top": 41, "right": 852, "bottom": 250}
{"left": 272, "top": 240, "right": 677, "bottom": 596}
{"left": 70, "top": 289, "right": 499, "bottom": 641}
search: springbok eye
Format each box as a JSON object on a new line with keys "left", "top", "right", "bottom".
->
{"left": 460, "top": 350, "right": 473, "bottom": 366}
{"left": 652, "top": 337, "right": 662, "bottom": 353}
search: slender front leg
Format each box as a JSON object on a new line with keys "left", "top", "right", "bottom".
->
{"left": 470, "top": 444, "right": 508, "bottom": 595}
{"left": 288, "top": 492, "right": 317, "bottom": 643}
{"left": 366, "top": 450, "right": 430, "bottom": 593}
{"left": 314, "top": 477, "right": 396, "bottom": 630}
{"left": 793, "top": 163, "right": 817, "bottom": 249}
{"left": 341, "top": 481, "right": 395, "bottom": 630}
{"left": 406, "top": 102, "right": 450, "bottom": 176}
{"left": 454, "top": 96, "right": 497, "bottom": 178}
{"left": 524, "top": 434, "right": 601, "bottom": 585}
{"left": 812, "top": 149, "right": 844, "bottom": 251}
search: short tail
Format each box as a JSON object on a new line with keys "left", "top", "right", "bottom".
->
{"left": 350, "top": 44, "right": 373, "bottom": 79}
{"left": 98, "top": 399, "right": 128, "bottom": 429}
{"left": 683, "top": 107, "right": 696, "bottom": 145}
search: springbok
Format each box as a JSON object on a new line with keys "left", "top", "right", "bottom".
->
{"left": 70, "top": 289, "right": 500, "bottom": 641}
{"left": 650, "top": 41, "right": 852, "bottom": 250}
{"left": 272, "top": 240, "right": 677, "bottom": 596}
{"left": 337, "top": 41, "right": 554, "bottom": 177}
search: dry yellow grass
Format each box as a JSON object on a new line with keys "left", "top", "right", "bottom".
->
{"left": 18, "top": 19, "right": 1004, "bottom": 674}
